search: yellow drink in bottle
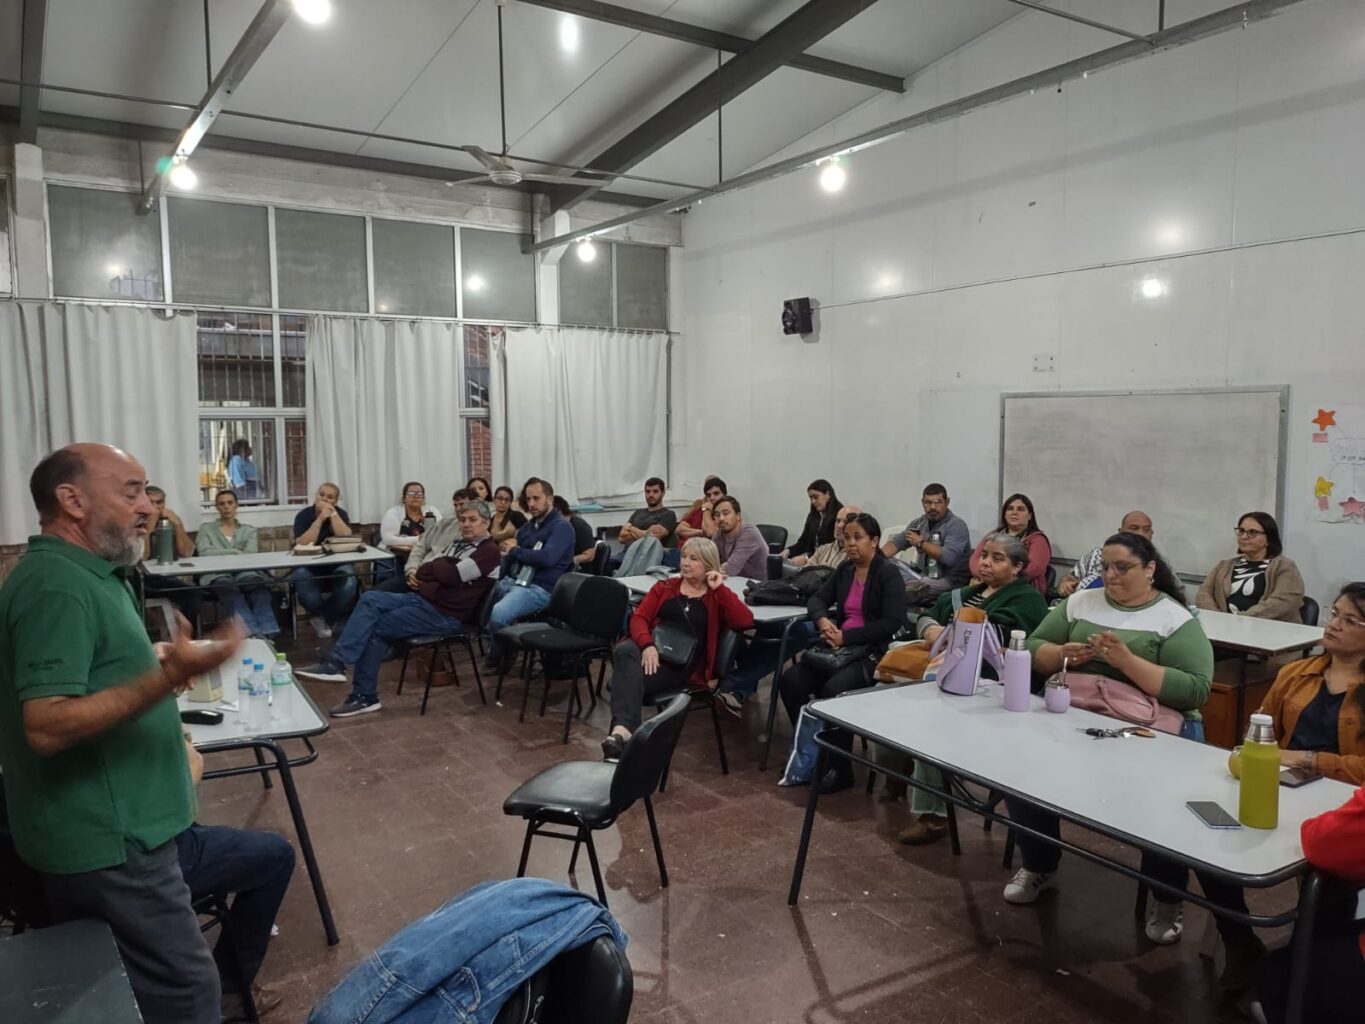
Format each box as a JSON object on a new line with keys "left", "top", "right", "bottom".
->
{"left": 1237, "top": 713, "right": 1279, "bottom": 829}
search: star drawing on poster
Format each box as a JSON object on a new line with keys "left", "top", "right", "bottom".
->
{"left": 1313, "top": 409, "right": 1336, "bottom": 431}
{"left": 1315, "top": 477, "right": 1334, "bottom": 499}
{"left": 1341, "top": 496, "right": 1365, "bottom": 520}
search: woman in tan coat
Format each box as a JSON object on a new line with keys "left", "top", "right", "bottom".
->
{"left": 1196, "top": 511, "right": 1305, "bottom": 622}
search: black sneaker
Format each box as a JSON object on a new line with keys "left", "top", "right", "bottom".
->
{"left": 297, "top": 661, "right": 346, "bottom": 683}
{"left": 329, "top": 697, "right": 381, "bottom": 718}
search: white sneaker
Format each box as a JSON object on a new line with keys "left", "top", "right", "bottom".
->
{"left": 1002, "top": 868, "right": 1056, "bottom": 905}
{"left": 311, "top": 615, "right": 332, "bottom": 639}
{"left": 1145, "top": 900, "right": 1184, "bottom": 945}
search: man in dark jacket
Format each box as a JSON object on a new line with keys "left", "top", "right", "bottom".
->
{"left": 298, "top": 502, "right": 501, "bottom": 718}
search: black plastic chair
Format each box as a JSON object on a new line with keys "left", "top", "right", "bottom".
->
{"left": 1301, "top": 596, "right": 1320, "bottom": 626}
{"left": 588, "top": 543, "right": 612, "bottom": 577}
{"left": 491, "top": 935, "right": 633, "bottom": 1024}
{"left": 650, "top": 628, "right": 742, "bottom": 776}
{"left": 1045, "top": 564, "right": 1058, "bottom": 594}
{"left": 393, "top": 628, "right": 485, "bottom": 714}
{"left": 503, "top": 693, "right": 690, "bottom": 905}
{"left": 495, "top": 575, "right": 630, "bottom": 743}
{"left": 756, "top": 523, "right": 788, "bottom": 554}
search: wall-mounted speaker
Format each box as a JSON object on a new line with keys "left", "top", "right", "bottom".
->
{"left": 781, "top": 297, "right": 813, "bottom": 335}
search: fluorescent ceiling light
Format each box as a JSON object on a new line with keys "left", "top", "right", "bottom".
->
{"left": 819, "top": 160, "right": 846, "bottom": 193}
{"left": 293, "top": 0, "right": 332, "bottom": 25}
{"left": 559, "top": 16, "right": 580, "bottom": 53}
{"left": 577, "top": 240, "right": 597, "bottom": 263}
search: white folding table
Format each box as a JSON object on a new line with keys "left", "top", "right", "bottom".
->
{"left": 787, "top": 682, "right": 1348, "bottom": 1024}
{"left": 616, "top": 575, "right": 813, "bottom": 768}
{"left": 180, "top": 638, "right": 338, "bottom": 945}
{"left": 1198, "top": 609, "right": 1324, "bottom": 727}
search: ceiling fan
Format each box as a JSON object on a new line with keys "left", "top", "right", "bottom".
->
{"left": 456, "top": 0, "right": 615, "bottom": 190}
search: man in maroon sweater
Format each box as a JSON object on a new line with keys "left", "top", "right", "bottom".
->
{"left": 298, "top": 502, "right": 501, "bottom": 718}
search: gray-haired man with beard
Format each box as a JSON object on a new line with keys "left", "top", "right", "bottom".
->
{"left": 0, "top": 444, "right": 245, "bottom": 1024}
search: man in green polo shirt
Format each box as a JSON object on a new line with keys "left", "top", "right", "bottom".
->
{"left": 0, "top": 444, "right": 245, "bottom": 1024}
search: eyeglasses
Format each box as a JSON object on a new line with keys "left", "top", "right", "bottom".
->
{"left": 1326, "top": 607, "right": 1365, "bottom": 629}
{"left": 1100, "top": 560, "right": 1142, "bottom": 575}
{"left": 1233, "top": 527, "right": 1265, "bottom": 537}
{"left": 404, "top": 490, "right": 425, "bottom": 498}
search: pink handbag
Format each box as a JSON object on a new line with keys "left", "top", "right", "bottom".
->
{"left": 1066, "top": 672, "right": 1185, "bottom": 734}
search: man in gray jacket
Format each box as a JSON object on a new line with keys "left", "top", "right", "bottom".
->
{"left": 882, "top": 483, "right": 972, "bottom": 606}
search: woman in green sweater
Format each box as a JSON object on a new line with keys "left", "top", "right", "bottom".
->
{"left": 196, "top": 489, "right": 280, "bottom": 638}
{"left": 895, "top": 532, "right": 1049, "bottom": 845}
{"left": 1002, "top": 530, "right": 1213, "bottom": 947}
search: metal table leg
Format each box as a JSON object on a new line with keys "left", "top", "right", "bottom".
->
{"left": 759, "top": 618, "right": 802, "bottom": 771}
{"left": 1234, "top": 652, "right": 1248, "bottom": 738}
{"left": 787, "top": 741, "right": 828, "bottom": 905}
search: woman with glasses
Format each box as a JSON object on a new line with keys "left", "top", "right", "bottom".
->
{"left": 1195, "top": 511, "right": 1305, "bottom": 621}
{"left": 969, "top": 493, "right": 1052, "bottom": 595}
{"left": 376, "top": 481, "right": 440, "bottom": 585}
{"left": 1000, "top": 531, "right": 1213, "bottom": 948}
{"left": 490, "top": 485, "right": 528, "bottom": 551}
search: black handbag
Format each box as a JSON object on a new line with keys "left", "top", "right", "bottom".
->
{"left": 801, "top": 643, "right": 870, "bottom": 678}
{"left": 651, "top": 622, "right": 698, "bottom": 667}
{"left": 744, "top": 565, "right": 833, "bottom": 606}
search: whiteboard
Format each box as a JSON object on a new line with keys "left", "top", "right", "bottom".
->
{"left": 1001, "top": 388, "right": 1287, "bottom": 577}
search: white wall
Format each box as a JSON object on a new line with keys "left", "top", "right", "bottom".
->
{"left": 674, "top": 0, "right": 1365, "bottom": 601}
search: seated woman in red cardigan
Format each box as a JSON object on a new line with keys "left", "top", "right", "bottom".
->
{"left": 602, "top": 537, "right": 754, "bottom": 760}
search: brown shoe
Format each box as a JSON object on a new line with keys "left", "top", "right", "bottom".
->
{"left": 876, "top": 778, "right": 907, "bottom": 804}
{"left": 223, "top": 983, "right": 284, "bottom": 1022}
{"left": 897, "top": 814, "right": 949, "bottom": 846}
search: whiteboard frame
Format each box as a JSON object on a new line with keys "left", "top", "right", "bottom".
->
{"left": 998, "top": 386, "right": 1290, "bottom": 575}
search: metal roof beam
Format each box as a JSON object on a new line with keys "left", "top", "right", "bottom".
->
{"left": 18, "top": 0, "right": 48, "bottom": 144}
{"left": 516, "top": 0, "right": 904, "bottom": 93}
{"left": 549, "top": 0, "right": 883, "bottom": 212}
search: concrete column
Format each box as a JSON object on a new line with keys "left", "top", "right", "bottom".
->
{"left": 11, "top": 142, "right": 50, "bottom": 299}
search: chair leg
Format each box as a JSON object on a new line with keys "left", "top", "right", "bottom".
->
{"left": 446, "top": 644, "right": 461, "bottom": 689}
{"left": 945, "top": 798, "right": 962, "bottom": 856}
{"left": 644, "top": 795, "right": 669, "bottom": 889}
{"left": 595, "top": 658, "right": 608, "bottom": 698}
{"left": 418, "top": 645, "right": 440, "bottom": 717}
{"left": 1134, "top": 882, "right": 1149, "bottom": 921}
{"left": 708, "top": 697, "right": 730, "bottom": 775}
{"left": 396, "top": 649, "right": 411, "bottom": 696}
{"left": 583, "top": 831, "right": 607, "bottom": 906}
{"left": 516, "top": 820, "right": 536, "bottom": 877}
{"left": 865, "top": 767, "right": 877, "bottom": 795}
{"left": 560, "top": 668, "right": 579, "bottom": 745}
{"left": 518, "top": 653, "right": 535, "bottom": 723}
{"left": 463, "top": 637, "right": 487, "bottom": 705}
{"left": 252, "top": 746, "right": 273, "bottom": 791}
{"left": 539, "top": 667, "right": 554, "bottom": 719}
{"left": 568, "top": 829, "right": 583, "bottom": 875}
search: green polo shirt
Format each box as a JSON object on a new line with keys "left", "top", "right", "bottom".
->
{"left": 0, "top": 535, "right": 194, "bottom": 874}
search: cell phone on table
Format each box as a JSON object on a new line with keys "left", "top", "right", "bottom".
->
{"left": 1280, "top": 766, "right": 1323, "bottom": 788}
{"left": 1186, "top": 800, "right": 1241, "bottom": 829}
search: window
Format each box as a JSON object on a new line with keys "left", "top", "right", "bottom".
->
{"left": 275, "top": 208, "right": 367, "bottom": 312}
{"left": 558, "top": 243, "right": 613, "bottom": 327}
{"left": 373, "top": 218, "right": 456, "bottom": 317}
{"left": 168, "top": 197, "right": 271, "bottom": 307}
{"left": 0, "top": 180, "right": 11, "bottom": 294}
{"left": 196, "top": 311, "right": 308, "bottom": 506}
{"left": 48, "top": 185, "right": 164, "bottom": 301}
{"left": 557, "top": 241, "right": 668, "bottom": 329}
{"left": 460, "top": 228, "right": 535, "bottom": 322}
{"left": 462, "top": 325, "right": 496, "bottom": 481}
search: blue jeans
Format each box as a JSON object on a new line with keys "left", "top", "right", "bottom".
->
{"left": 214, "top": 572, "right": 279, "bottom": 637}
{"left": 486, "top": 577, "right": 552, "bottom": 657}
{"left": 175, "top": 824, "right": 295, "bottom": 993}
{"left": 721, "top": 620, "right": 817, "bottom": 699}
{"left": 290, "top": 564, "right": 358, "bottom": 626}
{"left": 329, "top": 590, "right": 459, "bottom": 703}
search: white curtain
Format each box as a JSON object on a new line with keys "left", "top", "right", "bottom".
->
{"left": 490, "top": 327, "right": 668, "bottom": 505}
{"left": 0, "top": 301, "right": 198, "bottom": 545}
{"left": 306, "top": 316, "right": 465, "bottom": 524}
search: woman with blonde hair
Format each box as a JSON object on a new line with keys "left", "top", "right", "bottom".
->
{"left": 602, "top": 537, "right": 754, "bottom": 759}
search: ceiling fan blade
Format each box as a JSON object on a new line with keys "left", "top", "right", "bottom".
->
{"left": 456, "top": 174, "right": 496, "bottom": 187}
{"left": 468, "top": 145, "right": 509, "bottom": 174}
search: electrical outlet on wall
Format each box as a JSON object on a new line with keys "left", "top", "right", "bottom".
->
{"left": 1033, "top": 354, "right": 1055, "bottom": 373}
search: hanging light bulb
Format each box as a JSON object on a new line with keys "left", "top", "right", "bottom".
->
{"left": 818, "top": 158, "right": 847, "bottom": 193}
{"left": 292, "top": 0, "right": 332, "bottom": 25}
{"left": 169, "top": 156, "right": 198, "bottom": 190}
{"left": 577, "top": 239, "right": 597, "bottom": 263}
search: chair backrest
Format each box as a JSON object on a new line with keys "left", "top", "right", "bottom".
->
{"left": 1045, "top": 564, "right": 1058, "bottom": 593}
{"left": 589, "top": 543, "right": 611, "bottom": 577}
{"left": 543, "top": 935, "right": 633, "bottom": 1024}
{"left": 610, "top": 693, "right": 690, "bottom": 810}
{"left": 566, "top": 576, "right": 630, "bottom": 641}
{"left": 545, "top": 572, "right": 591, "bottom": 625}
{"left": 1301, "top": 595, "right": 1320, "bottom": 627}
{"left": 756, "top": 523, "right": 788, "bottom": 553}
{"left": 713, "top": 628, "right": 742, "bottom": 677}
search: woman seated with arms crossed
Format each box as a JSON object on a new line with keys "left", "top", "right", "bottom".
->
{"left": 1002, "top": 531, "right": 1213, "bottom": 948}
{"left": 602, "top": 538, "right": 754, "bottom": 760}
{"left": 376, "top": 481, "right": 439, "bottom": 586}
{"left": 1199, "top": 582, "right": 1365, "bottom": 997}
{"left": 196, "top": 489, "right": 280, "bottom": 638}
{"left": 778, "top": 513, "right": 906, "bottom": 795}
{"left": 490, "top": 485, "right": 528, "bottom": 551}
{"left": 1196, "top": 511, "right": 1305, "bottom": 622}
{"left": 968, "top": 493, "right": 1052, "bottom": 595}
{"left": 466, "top": 476, "right": 492, "bottom": 503}
{"left": 891, "top": 532, "right": 1050, "bottom": 845}
{"left": 782, "top": 479, "right": 842, "bottom": 562}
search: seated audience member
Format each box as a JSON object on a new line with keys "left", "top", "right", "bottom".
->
{"left": 783, "top": 479, "right": 842, "bottom": 561}
{"left": 1057, "top": 510, "right": 1154, "bottom": 598}
{"left": 882, "top": 483, "right": 972, "bottom": 605}
{"left": 299, "top": 501, "right": 501, "bottom": 718}
{"left": 483, "top": 478, "right": 576, "bottom": 669}
{"left": 376, "top": 481, "right": 439, "bottom": 584}
{"left": 889, "top": 532, "right": 1049, "bottom": 844}
{"left": 1003, "top": 532, "right": 1212, "bottom": 946}
{"left": 713, "top": 496, "right": 769, "bottom": 581}
{"left": 791, "top": 504, "right": 860, "bottom": 569}
{"left": 139, "top": 485, "right": 200, "bottom": 624}
{"left": 466, "top": 477, "right": 492, "bottom": 502}
{"left": 290, "top": 482, "right": 359, "bottom": 638}
{"left": 778, "top": 513, "right": 906, "bottom": 794}
{"left": 553, "top": 495, "right": 598, "bottom": 568}
{"left": 178, "top": 738, "right": 294, "bottom": 1019}
{"left": 226, "top": 438, "right": 259, "bottom": 499}
{"left": 676, "top": 476, "right": 726, "bottom": 542}
{"left": 1196, "top": 511, "right": 1305, "bottom": 622}
{"left": 618, "top": 477, "right": 678, "bottom": 551}
{"left": 195, "top": 490, "right": 280, "bottom": 638}
{"left": 601, "top": 538, "right": 755, "bottom": 760}
{"left": 1247, "top": 780, "right": 1365, "bottom": 1024}
{"left": 1193, "top": 582, "right": 1365, "bottom": 997}
{"left": 969, "top": 493, "right": 1052, "bottom": 596}
{"left": 490, "top": 485, "right": 528, "bottom": 550}
{"left": 452, "top": 488, "right": 474, "bottom": 515}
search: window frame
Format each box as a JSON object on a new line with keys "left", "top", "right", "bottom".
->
{"left": 0, "top": 176, "right": 14, "bottom": 296}
{"left": 557, "top": 240, "right": 669, "bottom": 331}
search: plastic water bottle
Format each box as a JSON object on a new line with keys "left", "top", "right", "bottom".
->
{"left": 925, "top": 531, "right": 942, "bottom": 579}
{"left": 270, "top": 653, "right": 294, "bottom": 722}
{"left": 1238, "top": 713, "right": 1280, "bottom": 829}
{"left": 236, "top": 657, "right": 254, "bottom": 723}
{"left": 248, "top": 662, "right": 271, "bottom": 731}
{"left": 1002, "top": 630, "right": 1032, "bottom": 712}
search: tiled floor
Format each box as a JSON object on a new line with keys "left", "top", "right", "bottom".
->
{"left": 201, "top": 638, "right": 1293, "bottom": 1023}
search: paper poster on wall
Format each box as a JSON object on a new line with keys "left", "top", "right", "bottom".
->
{"left": 1308, "top": 404, "right": 1365, "bottom": 524}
